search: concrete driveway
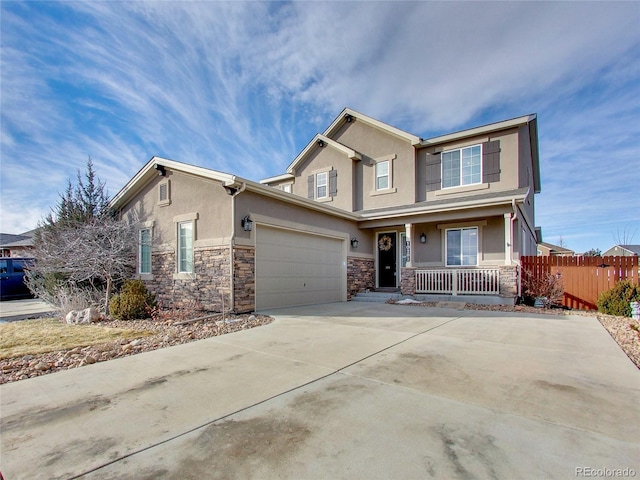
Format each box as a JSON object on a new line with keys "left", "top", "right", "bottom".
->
{"left": 1, "top": 302, "right": 638, "bottom": 479}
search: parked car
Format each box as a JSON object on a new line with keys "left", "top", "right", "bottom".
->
{"left": 0, "top": 257, "right": 35, "bottom": 300}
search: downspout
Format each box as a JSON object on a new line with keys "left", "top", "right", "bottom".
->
{"left": 229, "top": 182, "right": 246, "bottom": 313}
{"left": 511, "top": 198, "right": 520, "bottom": 297}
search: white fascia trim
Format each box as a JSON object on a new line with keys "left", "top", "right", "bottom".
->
{"left": 359, "top": 193, "right": 528, "bottom": 221}
{"left": 324, "top": 108, "right": 422, "bottom": 146}
{"left": 284, "top": 134, "right": 362, "bottom": 174}
{"left": 110, "top": 156, "right": 236, "bottom": 209}
{"left": 259, "top": 173, "right": 295, "bottom": 184}
{"left": 422, "top": 114, "right": 537, "bottom": 146}
{"left": 319, "top": 135, "right": 362, "bottom": 161}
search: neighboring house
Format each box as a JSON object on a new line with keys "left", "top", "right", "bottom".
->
{"left": 536, "top": 241, "right": 575, "bottom": 257}
{"left": 110, "top": 108, "right": 541, "bottom": 312}
{"left": 602, "top": 245, "right": 640, "bottom": 257}
{"left": 0, "top": 230, "right": 35, "bottom": 257}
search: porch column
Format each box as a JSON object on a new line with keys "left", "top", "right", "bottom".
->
{"left": 504, "top": 213, "right": 512, "bottom": 265}
{"left": 404, "top": 223, "right": 413, "bottom": 267}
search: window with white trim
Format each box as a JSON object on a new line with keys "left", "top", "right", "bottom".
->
{"left": 316, "top": 172, "right": 328, "bottom": 199}
{"left": 442, "top": 145, "right": 481, "bottom": 188}
{"left": 177, "top": 221, "right": 194, "bottom": 273}
{"left": 446, "top": 227, "right": 478, "bottom": 266}
{"left": 376, "top": 160, "right": 389, "bottom": 190}
{"left": 139, "top": 228, "right": 152, "bottom": 274}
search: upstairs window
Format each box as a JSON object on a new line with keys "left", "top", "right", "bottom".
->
{"left": 442, "top": 145, "right": 481, "bottom": 188}
{"left": 376, "top": 160, "right": 389, "bottom": 190}
{"left": 316, "top": 172, "right": 328, "bottom": 199}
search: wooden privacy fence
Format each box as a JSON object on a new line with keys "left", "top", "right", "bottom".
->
{"left": 521, "top": 256, "right": 639, "bottom": 310}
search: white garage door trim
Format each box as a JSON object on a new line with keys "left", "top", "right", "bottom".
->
{"left": 255, "top": 224, "right": 347, "bottom": 310}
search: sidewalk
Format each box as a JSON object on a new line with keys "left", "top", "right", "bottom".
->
{"left": 0, "top": 299, "right": 55, "bottom": 323}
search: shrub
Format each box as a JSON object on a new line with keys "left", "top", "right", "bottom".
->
{"left": 109, "top": 279, "right": 156, "bottom": 320}
{"left": 597, "top": 281, "right": 640, "bottom": 317}
{"left": 521, "top": 270, "right": 564, "bottom": 307}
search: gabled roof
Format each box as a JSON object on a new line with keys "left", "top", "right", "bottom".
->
{"left": 264, "top": 134, "right": 362, "bottom": 184}
{"left": 604, "top": 244, "right": 640, "bottom": 256}
{"left": 324, "top": 108, "right": 422, "bottom": 146}
{"left": 109, "top": 157, "right": 359, "bottom": 221}
{"left": 275, "top": 108, "right": 422, "bottom": 181}
{"left": 537, "top": 241, "right": 574, "bottom": 255}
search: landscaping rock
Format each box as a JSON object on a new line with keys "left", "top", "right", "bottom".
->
{"left": 66, "top": 307, "right": 101, "bottom": 325}
{"left": 0, "top": 313, "right": 273, "bottom": 384}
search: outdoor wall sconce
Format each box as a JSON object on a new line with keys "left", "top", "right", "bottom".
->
{"left": 241, "top": 215, "right": 253, "bottom": 232}
{"left": 351, "top": 238, "right": 359, "bottom": 248}
{"left": 420, "top": 233, "right": 427, "bottom": 243}
{"left": 154, "top": 164, "right": 166, "bottom": 177}
{"left": 317, "top": 139, "right": 325, "bottom": 147}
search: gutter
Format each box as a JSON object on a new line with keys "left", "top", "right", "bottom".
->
{"left": 511, "top": 198, "right": 522, "bottom": 298}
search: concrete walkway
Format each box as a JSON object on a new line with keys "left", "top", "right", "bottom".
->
{"left": 1, "top": 303, "right": 638, "bottom": 479}
{"left": 0, "top": 298, "right": 55, "bottom": 323}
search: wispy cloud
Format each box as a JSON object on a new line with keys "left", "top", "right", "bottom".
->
{"left": 1, "top": 1, "right": 638, "bottom": 252}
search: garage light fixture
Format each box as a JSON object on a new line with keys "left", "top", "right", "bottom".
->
{"left": 420, "top": 233, "right": 427, "bottom": 243}
{"left": 351, "top": 238, "right": 359, "bottom": 248}
{"left": 241, "top": 215, "right": 253, "bottom": 232}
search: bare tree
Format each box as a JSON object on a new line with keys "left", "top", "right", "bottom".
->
{"left": 25, "top": 159, "right": 139, "bottom": 317}
{"left": 612, "top": 225, "right": 638, "bottom": 246}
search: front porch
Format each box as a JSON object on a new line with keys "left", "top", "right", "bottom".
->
{"left": 400, "top": 265, "right": 519, "bottom": 302}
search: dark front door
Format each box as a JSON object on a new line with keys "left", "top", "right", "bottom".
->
{"left": 377, "top": 232, "right": 397, "bottom": 288}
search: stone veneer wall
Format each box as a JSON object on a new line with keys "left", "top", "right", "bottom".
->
{"left": 347, "top": 257, "right": 375, "bottom": 299}
{"left": 233, "top": 246, "right": 255, "bottom": 313}
{"left": 146, "top": 247, "right": 231, "bottom": 312}
{"left": 499, "top": 265, "right": 519, "bottom": 298}
{"left": 400, "top": 267, "right": 416, "bottom": 295}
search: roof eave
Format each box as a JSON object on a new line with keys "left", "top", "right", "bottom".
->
{"left": 421, "top": 114, "right": 537, "bottom": 146}
{"left": 359, "top": 191, "right": 528, "bottom": 221}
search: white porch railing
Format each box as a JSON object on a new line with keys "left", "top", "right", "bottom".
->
{"left": 415, "top": 268, "right": 500, "bottom": 295}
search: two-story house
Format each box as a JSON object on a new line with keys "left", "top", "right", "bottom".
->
{"left": 110, "top": 108, "right": 540, "bottom": 312}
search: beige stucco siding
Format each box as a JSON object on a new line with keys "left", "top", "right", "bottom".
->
{"left": 120, "top": 170, "right": 232, "bottom": 249}
{"left": 292, "top": 146, "right": 355, "bottom": 211}
{"left": 419, "top": 127, "right": 521, "bottom": 203}
{"left": 234, "top": 190, "right": 372, "bottom": 256}
{"left": 331, "top": 120, "right": 416, "bottom": 210}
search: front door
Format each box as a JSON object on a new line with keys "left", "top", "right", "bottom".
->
{"left": 377, "top": 232, "right": 397, "bottom": 288}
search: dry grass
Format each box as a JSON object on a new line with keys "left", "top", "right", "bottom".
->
{"left": 0, "top": 318, "right": 153, "bottom": 360}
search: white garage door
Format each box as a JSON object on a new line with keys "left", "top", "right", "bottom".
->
{"left": 255, "top": 225, "right": 345, "bottom": 310}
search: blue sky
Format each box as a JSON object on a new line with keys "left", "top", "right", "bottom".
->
{"left": 1, "top": 1, "right": 639, "bottom": 254}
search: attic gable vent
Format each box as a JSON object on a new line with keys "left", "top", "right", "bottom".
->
{"left": 158, "top": 180, "right": 171, "bottom": 206}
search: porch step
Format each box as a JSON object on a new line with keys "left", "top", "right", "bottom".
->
{"left": 352, "top": 291, "right": 403, "bottom": 303}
